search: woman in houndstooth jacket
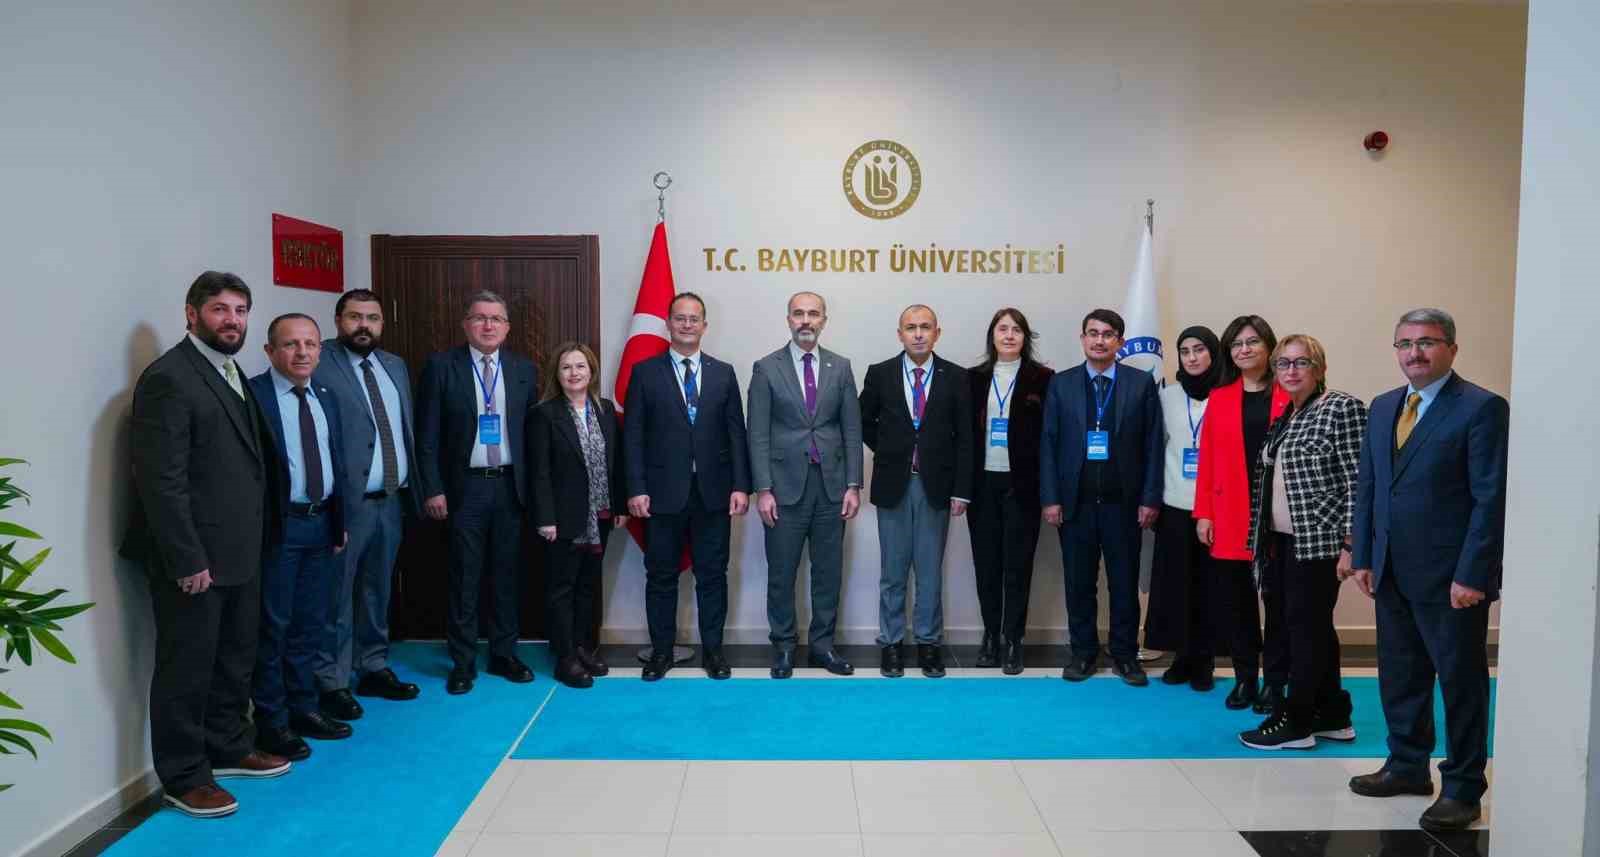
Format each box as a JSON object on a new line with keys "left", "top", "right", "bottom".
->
{"left": 1237, "top": 334, "right": 1368, "bottom": 751}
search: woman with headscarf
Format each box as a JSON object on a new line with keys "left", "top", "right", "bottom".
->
{"left": 1144, "top": 326, "right": 1222, "bottom": 691}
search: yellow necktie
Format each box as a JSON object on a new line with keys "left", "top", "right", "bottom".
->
{"left": 1394, "top": 392, "right": 1422, "bottom": 449}
{"left": 223, "top": 358, "right": 245, "bottom": 400}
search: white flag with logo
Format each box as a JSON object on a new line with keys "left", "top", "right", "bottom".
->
{"left": 1118, "top": 217, "right": 1163, "bottom": 385}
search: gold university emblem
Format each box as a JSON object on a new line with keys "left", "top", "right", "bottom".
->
{"left": 843, "top": 140, "right": 921, "bottom": 220}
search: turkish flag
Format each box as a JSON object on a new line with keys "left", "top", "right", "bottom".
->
{"left": 614, "top": 222, "right": 681, "bottom": 562}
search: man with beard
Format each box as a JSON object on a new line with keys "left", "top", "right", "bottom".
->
{"left": 121, "top": 271, "right": 291, "bottom": 818}
{"left": 310, "top": 290, "right": 421, "bottom": 717}
{"left": 746, "top": 291, "right": 864, "bottom": 678}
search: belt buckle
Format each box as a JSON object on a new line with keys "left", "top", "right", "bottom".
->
{"left": 484, "top": 466, "right": 501, "bottom": 478}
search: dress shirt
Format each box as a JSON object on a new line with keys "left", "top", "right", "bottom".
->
{"left": 348, "top": 350, "right": 410, "bottom": 491}
{"left": 271, "top": 369, "right": 335, "bottom": 503}
{"left": 669, "top": 348, "right": 704, "bottom": 407}
{"left": 789, "top": 341, "right": 819, "bottom": 396}
{"left": 1406, "top": 370, "right": 1454, "bottom": 424}
{"left": 1085, "top": 361, "right": 1118, "bottom": 429}
{"left": 901, "top": 352, "right": 936, "bottom": 416}
{"left": 186, "top": 332, "right": 234, "bottom": 384}
{"left": 469, "top": 346, "right": 513, "bottom": 467}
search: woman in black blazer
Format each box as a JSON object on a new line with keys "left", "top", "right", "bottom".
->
{"left": 966, "top": 308, "right": 1054, "bottom": 674}
{"left": 529, "top": 342, "right": 628, "bottom": 688}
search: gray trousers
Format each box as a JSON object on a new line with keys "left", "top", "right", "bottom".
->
{"left": 876, "top": 474, "right": 950, "bottom": 646}
{"left": 764, "top": 463, "right": 845, "bottom": 654}
{"left": 314, "top": 492, "right": 402, "bottom": 691}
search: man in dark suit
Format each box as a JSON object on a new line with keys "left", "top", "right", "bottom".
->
{"left": 416, "top": 290, "right": 539, "bottom": 694}
{"left": 1349, "top": 308, "right": 1508, "bottom": 832}
{"left": 310, "top": 289, "right": 421, "bottom": 718}
{"left": 859, "top": 304, "right": 974, "bottom": 678}
{"left": 248, "top": 314, "right": 352, "bottom": 761}
{"left": 747, "top": 291, "right": 864, "bottom": 678}
{"left": 121, "top": 272, "right": 290, "bottom": 818}
{"left": 624, "top": 291, "right": 752, "bottom": 681}
{"left": 1040, "top": 308, "right": 1164, "bottom": 686}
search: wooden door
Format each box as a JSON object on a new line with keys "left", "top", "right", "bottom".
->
{"left": 372, "top": 234, "right": 600, "bottom": 641}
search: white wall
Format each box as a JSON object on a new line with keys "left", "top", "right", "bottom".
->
{"left": 0, "top": 2, "right": 354, "bottom": 854}
{"left": 347, "top": 0, "right": 1526, "bottom": 645}
{"left": 1491, "top": 0, "right": 1600, "bottom": 851}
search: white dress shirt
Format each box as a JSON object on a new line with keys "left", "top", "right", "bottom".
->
{"left": 789, "top": 341, "right": 821, "bottom": 399}
{"left": 186, "top": 332, "right": 236, "bottom": 386}
{"left": 669, "top": 348, "right": 704, "bottom": 407}
{"left": 901, "top": 352, "right": 936, "bottom": 417}
{"left": 469, "top": 346, "right": 513, "bottom": 467}
{"left": 348, "top": 350, "right": 410, "bottom": 491}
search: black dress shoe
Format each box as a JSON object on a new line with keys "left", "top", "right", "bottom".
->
{"left": 1001, "top": 640, "right": 1024, "bottom": 675}
{"left": 447, "top": 668, "right": 475, "bottom": 695}
{"left": 1190, "top": 667, "right": 1215, "bottom": 692}
{"left": 1161, "top": 656, "right": 1192, "bottom": 686}
{"left": 576, "top": 647, "right": 610, "bottom": 677}
{"left": 641, "top": 652, "right": 673, "bottom": 681}
{"left": 356, "top": 668, "right": 420, "bottom": 701}
{"left": 917, "top": 643, "right": 946, "bottom": 678}
{"left": 1349, "top": 769, "right": 1434, "bottom": 798}
{"left": 320, "top": 689, "right": 364, "bottom": 721}
{"left": 1061, "top": 651, "right": 1097, "bottom": 682}
{"left": 807, "top": 650, "right": 855, "bottom": 676}
{"left": 702, "top": 649, "right": 732, "bottom": 680}
{"left": 487, "top": 655, "right": 535, "bottom": 683}
{"left": 289, "top": 710, "right": 352, "bottom": 741}
{"left": 975, "top": 631, "right": 1000, "bottom": 668}
{"left": 256, "top": 726, "right": 310, "bottom": 762}
{"left": 1225, "top": 676, "right": 1259, "bottom": 710}
{"left": 1254, "top": 681, "right": 1285, "bottom": 715}
{"left": 1420, "top": 796, "right": 1481, "bottom": 832}
{"left": 771, "top": 649, "right": 795, "bottom": 680}
{"left": 1112, "top": 658, "right": 1149, "bottom": 687}
{"left": 880, "top": 645, "right": 905, "bottom": 678}
{"left": 555, "top": 655, "right": 593, "bottom": 689}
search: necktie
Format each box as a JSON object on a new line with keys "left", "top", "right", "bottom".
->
{"left": 802, "top": 353, "right": 820, "bottom": 464}
{"left": 1395, "top": 391, "right": 1423, "bottom": 449}
{"left": 682, "top": 358, "right": 699, "bottom": 424}
{"left": 361, "top": 358, "right": 400, "bottom": 493}
{"left": 292, "top": 387, "right": 325, "bottom": 503}
{"left": 911, "top": 366, "right": 926, "bottom": 472}
{"left": 482, "top": 355, "right": 501, "bottom": 466}
{"left": 223, "top": 358, "right": 244, "bottom": 399}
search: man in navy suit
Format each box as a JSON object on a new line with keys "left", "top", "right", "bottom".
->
{"left": 1040, "top": 309, "right": 1164, "bottom": 686}
{"left": 416, "top": 291, "right": 539, "bottom": 695}
{"left": 248, "top": 314, "right": 351, "bottom": 761}
{"left": 1349, "top": 308, "right": 1509, "bottom": 832}
{"left": 624, "top": 291, "right": 752, "bottom": 681}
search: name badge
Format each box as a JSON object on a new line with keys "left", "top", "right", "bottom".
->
{"left": 478, "top": 413, "right": 502, "bottom": 446}
{"left": 1086, "top": 430, "right": 1110, "bottom": 461}
{"left": 1182, "top": 447, "right": 1199, "bottom": 479}
{"left": 989, "top": 417, "right": 1009, "bottom": 448}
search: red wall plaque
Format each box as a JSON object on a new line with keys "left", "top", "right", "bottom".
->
{"left": 272, "top": 213, "right": 344, "bottom": 293}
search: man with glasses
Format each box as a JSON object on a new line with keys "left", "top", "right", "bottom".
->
{"left": 623, "top": 292, "right": 752, "bottom": 681}
{"left": 1348, "top": 308, "right": 1508, "bottom": 832}
{"left": 1041, "top": 309, "right": 1164, "bottom": 686}
{"left": 416, "top": 291, "right": 539, "bottom": 694}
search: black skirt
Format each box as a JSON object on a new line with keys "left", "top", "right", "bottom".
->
{"left": 1143, "top": 502, "right": 1217, "bottom": 655}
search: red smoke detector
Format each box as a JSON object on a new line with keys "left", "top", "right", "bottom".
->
{"left": 1364, "top": 131, "right": 1389, "bottom": 152}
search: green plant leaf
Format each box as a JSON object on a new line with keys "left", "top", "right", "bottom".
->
{"left": 29, "top": 627, "right": 74, "bottom": 664}
{"left": 10, "top": 632, "right": 32, "bottom": 665}
{"left": 21, "top": 547, "right": 50, "bottom": 573}
{"left": 29, "top": 603, "right": 92, "bottom": 623}
{"left": 0, "top": 688, "right": 20, "bottom": 709}
{"left": 0, "top": 730, "right": 38, "bottom": 759}
{"left": 16, "top": 589, "right": 64, "bottom": 611}
{"left": 0, "top": 783, "right": 11, "bottom": 792}
{"left": 0, "top": 458, "right": 27, "bottom": 467}
{"left": 0, "top": 719, "right": 50, "bottom": 740}
{"left": 0, "top": 523, "right": 41, "bottom": 541}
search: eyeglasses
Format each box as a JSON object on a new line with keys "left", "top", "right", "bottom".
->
{"left": 466, "top": 314, "right": 508, "bottom": 326}
{"left": 670, "top": 314, "right": 704, "bottom": 325}
{"left": 1273, "top": 358, "right": 1316, "bottom": 371}
{"left": 1393, "top": 338, "right": 1447, "bottom": 352}
{"left": 1082, "top": 330, "right": 1120, "bottom": 341}
{"left": 1229, "top": 337, "right": 1264, "bottom": 352}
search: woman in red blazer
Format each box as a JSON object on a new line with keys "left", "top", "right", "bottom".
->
{"left": 1193, "top": 315, "right": 1290, "bottom": 713}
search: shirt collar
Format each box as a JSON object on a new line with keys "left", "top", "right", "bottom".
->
{"left": 670, "top": 349, "right": 701, "bottom": 367}
{"left": 469, "top": 346, "right": 499, "bottom": 365}
{"left": 1408, "top": 370, "right": 1453, "bottom": 404}
{"left": 271, "top": 368, "right": 314, "bottom": 398}
{"left": 789, "top": 341, "right": 819, "bottom": 364}
{"left": 902, "top": 352, "right": 935, "bottom": 374}
{"left": 186, "top": 332, "right": 231, "bottom": 371}
{"left": 1086, "top": 361, "right": 1118, "bottom": 380}
{"left": 348, "top": 346, "right": 379, "bottom": 369}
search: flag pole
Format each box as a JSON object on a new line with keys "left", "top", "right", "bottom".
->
{"left": 1146, "top": 198, "right": 1154, "bottom": 235}
{"left": 654, "top": 171, "right": 672, "bottom": 222}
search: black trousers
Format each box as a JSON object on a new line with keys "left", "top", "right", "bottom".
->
{"left": 1264, "top": 533, "right": 1344, "bottom": 722}
{"left": 967, "top": 470, "right": 1042, "bottom": 644}
{"left": 1376, "top": 571, "right": 1491, "bottom": 801}
{"left": 1058, "top": 500, "right": 1142, "bottom": 661}
{"left": 545, "top": 533, "right": 606, "bottom": 659}
{"left": 148, "top": 577, "right": 258, "bottom": 796}
{"left": 1143, "top": 503, "right": 1212, "bottom": 662}
{"left": 1217, "top": 558, "right": 1289, "bottom": 685}
{"left": 644, "top": 482, "right": 731, "bottom": 655}
{"left": 447, "top": 473, "right": 523, "bottom": 671}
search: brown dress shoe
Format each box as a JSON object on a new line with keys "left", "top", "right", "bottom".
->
{"left": 215, "top": 750, "right": 291, "bottom": 779}
{"left": 164, "top": 783, "right": 238, "bottom": 818}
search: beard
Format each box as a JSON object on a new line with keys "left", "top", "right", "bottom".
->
{"left": 193, "top": 317, "right": 247, "bottom": 355}
{"left": 340, "top": 328, "right": 380, "bottom": 356}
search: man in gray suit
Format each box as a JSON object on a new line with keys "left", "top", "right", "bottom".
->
{"left": 748, "top": 291, "right": 865, "bottom": 678}
{"left": 309, "top": 289, "right": 422, "bottom": 718}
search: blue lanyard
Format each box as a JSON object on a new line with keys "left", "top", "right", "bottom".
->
{"left": 471, "top": 355, "right": 501, "bottom": 408}
{"left": 1186, "top": 396, "right": 1204, "bottom": 446}
{"left": 1092, "top": 373, "right": 1116, "bottom": 430}
{"left": 904, "top": 360, "right": 932, "bottom": 423}
{"left": 991, "top": 371, "right": 1018, "bottom": 415}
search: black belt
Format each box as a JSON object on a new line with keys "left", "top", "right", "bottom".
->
{"left": 467, "top": 465, "right": 513, "bottom": 478}
{"left": 287, "top": 500, "right": 330, "bottom": 517}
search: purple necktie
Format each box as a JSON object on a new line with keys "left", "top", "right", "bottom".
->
{"left": 911, "top": 366, "right": 926, "bottom": 472}
{"left": 803, "top": 353, "right": 820, "bottom": 464}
